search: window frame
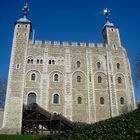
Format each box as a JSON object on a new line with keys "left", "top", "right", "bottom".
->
{"left": 27, "top": 92, "right": 37, "bottom": 105}
{"left": 117, "top": 63, "right": 120, "bottom": 69}
{"left": 27, "top": 59, "right": 30, "bottom": 64}
{"left": 118, "top": 77, "right": 122, "bottom": 84}
{"left": 52, "top": 93, "right": 60, "bottom": 104}
{"left": 100, "top": 97, "right": 104, "bottom": 105}
{"left": 53, "top": 73, "right": 60, "bottom": 82}
{"left": 97, "top": 62, "right": 101, "bottom": 69}
{"left": 31, "top": 59, "right": 34, "bottom": 64}
{"left": 77, "top": 97, "right": 82, "bottom": 104}
{"left": 37, "top": 59, "right": 40, "bottom": 64}
{"left": 120, "top": 97, "right": 124, "bottom": 105}
{"left": 16, "top": 64, "right": 20, "bottom": 69}
{"left": 52, "top": 60, "right": 55, "bottom": 64}
{"left": 76, "top": 61, "right": 81, "bottom": 68}
{"left": 77, "top": 76, "right": 81, "bottom": 83}
{"left": 31, "top": 73, "right": 36, "bottom": 81}
{"left": 98, "top": 76, "right": 102, "bottom": 83}
{"left": 40, "top": 59, "right": 43, "bottom": 64}
{"left": 49, "top": 60, "right": 51, "bottom": 64}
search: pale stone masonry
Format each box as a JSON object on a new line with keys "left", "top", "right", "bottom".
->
{"left": 0, "top": 6, "right": 136, "bottom": 134}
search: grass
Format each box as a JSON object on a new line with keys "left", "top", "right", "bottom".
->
{"left": 0, "top": 135, "right": 44, "bottom": 140}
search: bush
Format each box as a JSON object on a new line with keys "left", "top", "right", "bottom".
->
{"left": 38, "top": 108, "right": 140, "bottom": 140}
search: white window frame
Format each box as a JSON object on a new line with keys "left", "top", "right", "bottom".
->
{"left": 30, "top": 72, "right": 37, "bottom": 81}
{"left": 52, "top": 93, "right": 60, "bottom": 105}
{"left": 26, "top": 91, "right": 38, "bottom": 105}
{"left": 53, "top": 73, "right": 60, "bottom": 82}
{"left": 16, "top": 64, "right": 20, "bottom": 69}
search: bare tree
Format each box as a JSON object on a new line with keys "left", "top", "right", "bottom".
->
{"left": 0, "top": 77, "right": 7, "bottom": 108}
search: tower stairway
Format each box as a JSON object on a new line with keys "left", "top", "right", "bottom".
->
{"left": 22, "top": 103, "right": 74, "bottom": 134}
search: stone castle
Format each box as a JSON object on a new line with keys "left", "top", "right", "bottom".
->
{"left": 0, "top": 4, "right": 136, "bottom": 134}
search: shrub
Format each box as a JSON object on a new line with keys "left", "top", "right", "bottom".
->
{"left": 38, "top": 108, "right": 140, "bottom": 140}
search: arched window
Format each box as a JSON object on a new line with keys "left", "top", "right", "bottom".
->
{"left": 27, "top": 59, "right": 30, "bottom": 64}
{"left": 31, "top": 59, "right": 33, "bottom": 64}
{"left": 118, "top": 77, "right": 122, "bottom": 84}
{"left": 49, "top": 60, "right": 51, "bottom": 64}
{"left": 100, "top": 97, "right": 104, "bottom": 104}
{"left": 77, "top": 61, "right": 80, "bottom": 68}
{"left": 52, "top": 60, "right": 55, "bottom": 64}
{"left": 31, "top": 73, "right": 36, "bottom": 81}
{"left": 113, "top": 44, "right": 117, "bottom": 49}
{"left": 120, "top": 97, "right": 124, "bottom": 104}
{"left": 40, "top": 59, "right": 43, "bottom": 64}
{"left": 53, "top": 94, "right": 59, "bottom": 104}
{"left": 27, "top": 93, "right": 36, "bottom": 105}
{"left": 77, "top": 76, "right": 81, "bottom": 82}
{"left": 97, "top": 62, "right": 101, "bottom": 68}
{"left": 54, "top": 74, "right": 59, "bottom": 82}
{"left": 37, "top": 59, "right": 39, "bottom": 64}
{"left": 117, "top": 63, "right": 120, "bottom": 69}
{"left": 77, "top": 97, "right": 82, "bottom": 104}
{"left": 98, "top": 76, "right": 102, "bottom": 83}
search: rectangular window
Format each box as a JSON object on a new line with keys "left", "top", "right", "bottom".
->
{"left": 89, "top": 75, "right": 91, "bottom": 82}
{"left": 109, "top": 63, "right": 111, "bottom": 69}
{"left": 111, "top": 76, "right": 113, "bottom": 83}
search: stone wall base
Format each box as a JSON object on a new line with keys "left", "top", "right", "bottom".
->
{"left": 0, "top": 127, "right": 21, "bottom": 134}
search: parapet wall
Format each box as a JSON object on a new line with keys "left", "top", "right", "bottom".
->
{"left": 29, "top": 40, "right": 104, "bottom": 48}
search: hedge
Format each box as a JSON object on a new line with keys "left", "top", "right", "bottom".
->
{"left": 38, "top": 107, "right": 140, "bottom": 140}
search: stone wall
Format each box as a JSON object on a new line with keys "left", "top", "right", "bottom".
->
{"left": 0, "top": 108, "right": 4, "bottom": 128}
{"left": 22, "top": 42, "right": 136, "bottom": 123}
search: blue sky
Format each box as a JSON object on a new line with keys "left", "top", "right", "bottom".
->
{"left": 0, "top": 0, "right": 140, "bottom": 101}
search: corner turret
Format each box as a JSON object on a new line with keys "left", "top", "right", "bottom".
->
{"left": 102, "top": 8, "right": 121, "bottom": 48}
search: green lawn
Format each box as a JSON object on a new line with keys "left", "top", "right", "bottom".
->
{"left": 0, "top": 135, "right": 44, "bottom": 140}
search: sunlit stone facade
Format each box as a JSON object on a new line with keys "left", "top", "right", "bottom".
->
{"left": 0, "top": 6, "right": 136, "bottom": 134}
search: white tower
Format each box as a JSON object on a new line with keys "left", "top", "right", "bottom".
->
{"left": 2, "top": 3, "right": 32, "bottom": 134}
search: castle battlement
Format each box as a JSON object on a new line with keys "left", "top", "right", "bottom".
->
{"left": 31, "top": 40, "right": 104, "bottom": 48}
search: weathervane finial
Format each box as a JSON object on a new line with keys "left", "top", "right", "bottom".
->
{"left": 22, "top": 3, "right": 30, "bottom": 18}
{"left": 103, "top": 8, "right": 110, "bottom": 23}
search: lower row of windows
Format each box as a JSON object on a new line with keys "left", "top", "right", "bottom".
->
{"left": 27, "top": 93, "right": 125, "bottom": 105}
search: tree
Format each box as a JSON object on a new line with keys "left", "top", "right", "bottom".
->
{"left": 0, "top": 77, "right": 7, "bottom": 108}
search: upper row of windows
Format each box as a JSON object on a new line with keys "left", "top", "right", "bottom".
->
{"left": 26, "top": 58, "right": 121, "bottom": 70}
{"left": 49, "top": 60, "right": 55, "bottom": 64}
{"left": 17, "top": 24, "right": 28, "bottom": 28}
{"left": 27, "top": 58, "right": 43, "bottom": 65}
{"left": 48, "top": 60, "right": 120, "bottom": 70}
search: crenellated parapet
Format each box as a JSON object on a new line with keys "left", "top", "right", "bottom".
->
{"left": 30, "top": 40, "right": 105, "bottom": 48}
